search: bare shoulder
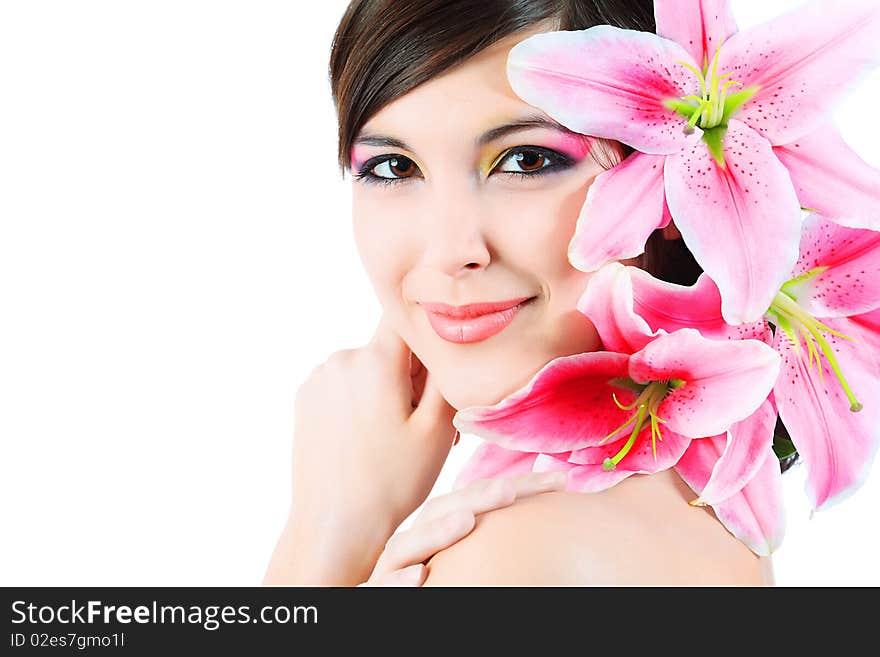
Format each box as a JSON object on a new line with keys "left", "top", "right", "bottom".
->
{"left": 423, "top": 471, "right": 774, "bottom": 586}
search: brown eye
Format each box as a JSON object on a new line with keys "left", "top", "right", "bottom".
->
{"left": 372, "top": 155, "right": 418, "bottom": 179}
{"left": 512, "top": 150, "right": 546, "bottom": 171}
{"left": 494, "top": 147, "right": 566, "bottom": 176}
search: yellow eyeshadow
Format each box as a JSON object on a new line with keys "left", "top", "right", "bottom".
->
{"left": 481, "top": 147, "right": 511, "bottom": 176}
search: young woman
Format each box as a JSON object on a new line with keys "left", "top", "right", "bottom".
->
{"left": 264, "top": 0, "right": 778, "bottom": 586}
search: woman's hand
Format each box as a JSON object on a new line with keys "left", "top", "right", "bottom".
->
{"left": 359, "top": 471, "right": 569, "bottom": 586}
{"left": 280, "top": 316, "right": 460, "bottom": 585}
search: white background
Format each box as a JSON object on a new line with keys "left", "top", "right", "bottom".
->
{"left": 1, "top": 0, "right": 877, "bottom": 586}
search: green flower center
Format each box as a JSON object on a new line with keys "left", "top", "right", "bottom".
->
{"left": 766, "top": 279, "right": 863, "bottom": 413}
{"left": 601, "top": 378, "right": 686, "bottom": 471}
{"left": 663, "top": 40, "right": 759, "bottom": 167}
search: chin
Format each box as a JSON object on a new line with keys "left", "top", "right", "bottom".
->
{"left": 429, "top": 356, "right": 549, "bottom": 412}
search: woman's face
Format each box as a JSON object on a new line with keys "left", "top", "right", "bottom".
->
{"left": 351, "top": 28, "right": 623, "bottom": 410}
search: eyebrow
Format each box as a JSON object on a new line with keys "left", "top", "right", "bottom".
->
{"left": 353, "top": 115, "right": 578, "bottom": 152}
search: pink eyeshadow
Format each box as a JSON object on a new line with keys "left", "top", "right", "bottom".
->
{"left": 542, "top": 133, "right": 595, "bottom": 160}
{"left": 350, "top": 145, "right": 371, "bottom": 171}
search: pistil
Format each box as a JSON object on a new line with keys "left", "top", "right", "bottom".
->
{"left": 663, "top": 40, "right": 759, "bottom": 167}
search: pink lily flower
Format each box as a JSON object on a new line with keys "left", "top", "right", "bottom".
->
{"left": 577, "top": 262, "right": 789, "bottom": 554}
{"left": 505, "top": 0, "right": 880, "bottom": 324}
{"left": 587, "top": 214, "right": 880, "bottom": 512}
{"left": 767, "top": 216, "right": 880, "bottom": 509}
{"left": 452, "top": 319, "right": 781, "bottom": 504}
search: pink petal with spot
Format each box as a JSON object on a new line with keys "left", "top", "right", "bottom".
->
{"left": 675, "top": 437, "right": 786, "bottom": 556}
{"left": 655, "top": 0, "right": 739, "bottom": 70}
{"left": 507, "top": 26, "right": 701, "bottom": 154}
{"left": 784, "top": 214, "right": 880, "bottom": 318}
{"left": 567, "top": 426, "right": 692, "bottom": 475}
{"left": 568, "top": 152, "right": 669, "bottom": 273}
{"left": 577, "top": 262, "right": 656, "bottom": 354}
{"left": 665, "top": 119, "right": 801, "bottom": 324}
{"left": 628, "top": 266, "right": 772, "bottom": 342}
{"left": 532, "top": 453, "right": 636, "bottom": 493}
{"left": 628, "top": 328, "right": 781, "bottom": 438}
{"left": 693, "top": 398, "right": 777, "bottom": 505}
{"left": 452, "top": 352, "right": 634, "bottom": 453}
{"left": 452, "top": 441, "right": 540, "bottom": 491}
{"left": 718, "top": 0, "right": 880, "bottom": 145}
{"left": 773, "top": 319, "right": 880, "bottom": 510}
{"left": 773, "top": 124, "right": 880, "bottom": 231}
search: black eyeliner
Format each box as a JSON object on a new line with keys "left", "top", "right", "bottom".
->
{"left": 353, "top": 146, "right": 575, "bottom": 186}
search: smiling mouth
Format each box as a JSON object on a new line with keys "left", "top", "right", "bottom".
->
{"left": 420, "top": 296, "right": 537, "bottom": 344}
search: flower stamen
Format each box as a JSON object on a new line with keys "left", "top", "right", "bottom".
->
{"left": 602, "top": 380, "right": 683, "bottom": 470}
{"left": 767, "top": 291, "right": 863, "bottom": 412}
{"left": 665, "top": 38, "right": 760, "bottom": 165}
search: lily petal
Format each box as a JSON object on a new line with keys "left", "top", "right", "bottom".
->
{"left": 577, "top": 262, "right": 656, "bottom": 354}
{"left": 453, "top": 352, "right": 634, "bottom": 453}
{"left": 568, "top": 152, "right": 669, "bottom": 273}
{"left": 655, "top": 0, "right": 738, "bottom": 71}
{"left": 532, "top": 453, "right": 636, "bottom": 493}
{"left": 694, "top": 398, "right": 777, "bottom": 505}
{"left": 675, "top": 437, "right": 786, "bottom": 556}
{"left": 452, "top": 441, "right": 540, "bottom": 491}
{"left": 718, "top": 0, "right": 880, "bottom": 144}
{"left": 507, "top": 25, "right": 702, "bottom": 154}
{"left": 628, "top": 266, "right": 772, "bottom": 342}
{"left": 784, "top": 214, "right": 880, "bottom": 318}
{"left": 849, "top": 308, "right": 880, "bottom": 367}
{"left": 773, "top": 319, "right": 880, "bottom": 510}
{"left": 628, "top": 328, "right": 781, "bottom": 438}
{"left": 773, "top": 124, "right": 880, "bottom": 231}
{"left": 665, "top": 119, "right": 801, "bottom": 324}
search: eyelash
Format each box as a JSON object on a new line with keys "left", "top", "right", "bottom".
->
{"left": 353, "top": 146, "right": 574, "bottom": 187}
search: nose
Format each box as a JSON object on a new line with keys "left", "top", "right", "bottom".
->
{"left": 419, "top": 186, "right": 492, "bottom": 276}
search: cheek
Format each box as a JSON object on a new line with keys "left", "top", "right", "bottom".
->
{"left": 485, "top": 172, "right": 601, "bottom": 351}
{"left": 352, "top": 193, "right": 410, "bottom": 305}
{"left": 487, "top": 170, "right": 595, "bottom": 280}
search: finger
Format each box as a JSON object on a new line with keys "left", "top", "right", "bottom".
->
{"left": 365, "top": 563, "right": 426, "bottom": 587}
{"left": 414, "top": 471, "right": 567, "bottom": 527}
{"left": 369, "top": 314, "right": 411, "bottom": 371}
{"left": 410, "top": 352, "right": 427, "bottom": 408}
{"left": 409, "top": 370, "right": 456, "bottom": 429}
{"left": 373, "top": 509, "right": 475, "bottom": 576}
{"left": 508, "top": 469, "right": 570, "bottom": 498}
{"left": 413, "top": 477, "right": 513, "bottom": 527}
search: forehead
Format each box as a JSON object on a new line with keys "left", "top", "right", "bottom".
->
{"left": 359, "top": 30, "right": 544, "bottom": 140}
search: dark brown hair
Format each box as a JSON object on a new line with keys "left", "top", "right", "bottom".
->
{"left": 328, "top": 0, "right": 796, "bottom": 471}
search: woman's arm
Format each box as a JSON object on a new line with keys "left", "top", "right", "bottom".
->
{"left": 422, "top": 469, "right": 773, "bottom": 586}
{"left": 263, "top": 316, "right": 459, "bottom": 585}
{"left": 262, "top": 507, "right": 394, "bottom": 586}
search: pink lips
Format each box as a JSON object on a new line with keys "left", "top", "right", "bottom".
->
{"left": 421, "top": 296, "right": 534, "bottom": 344}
